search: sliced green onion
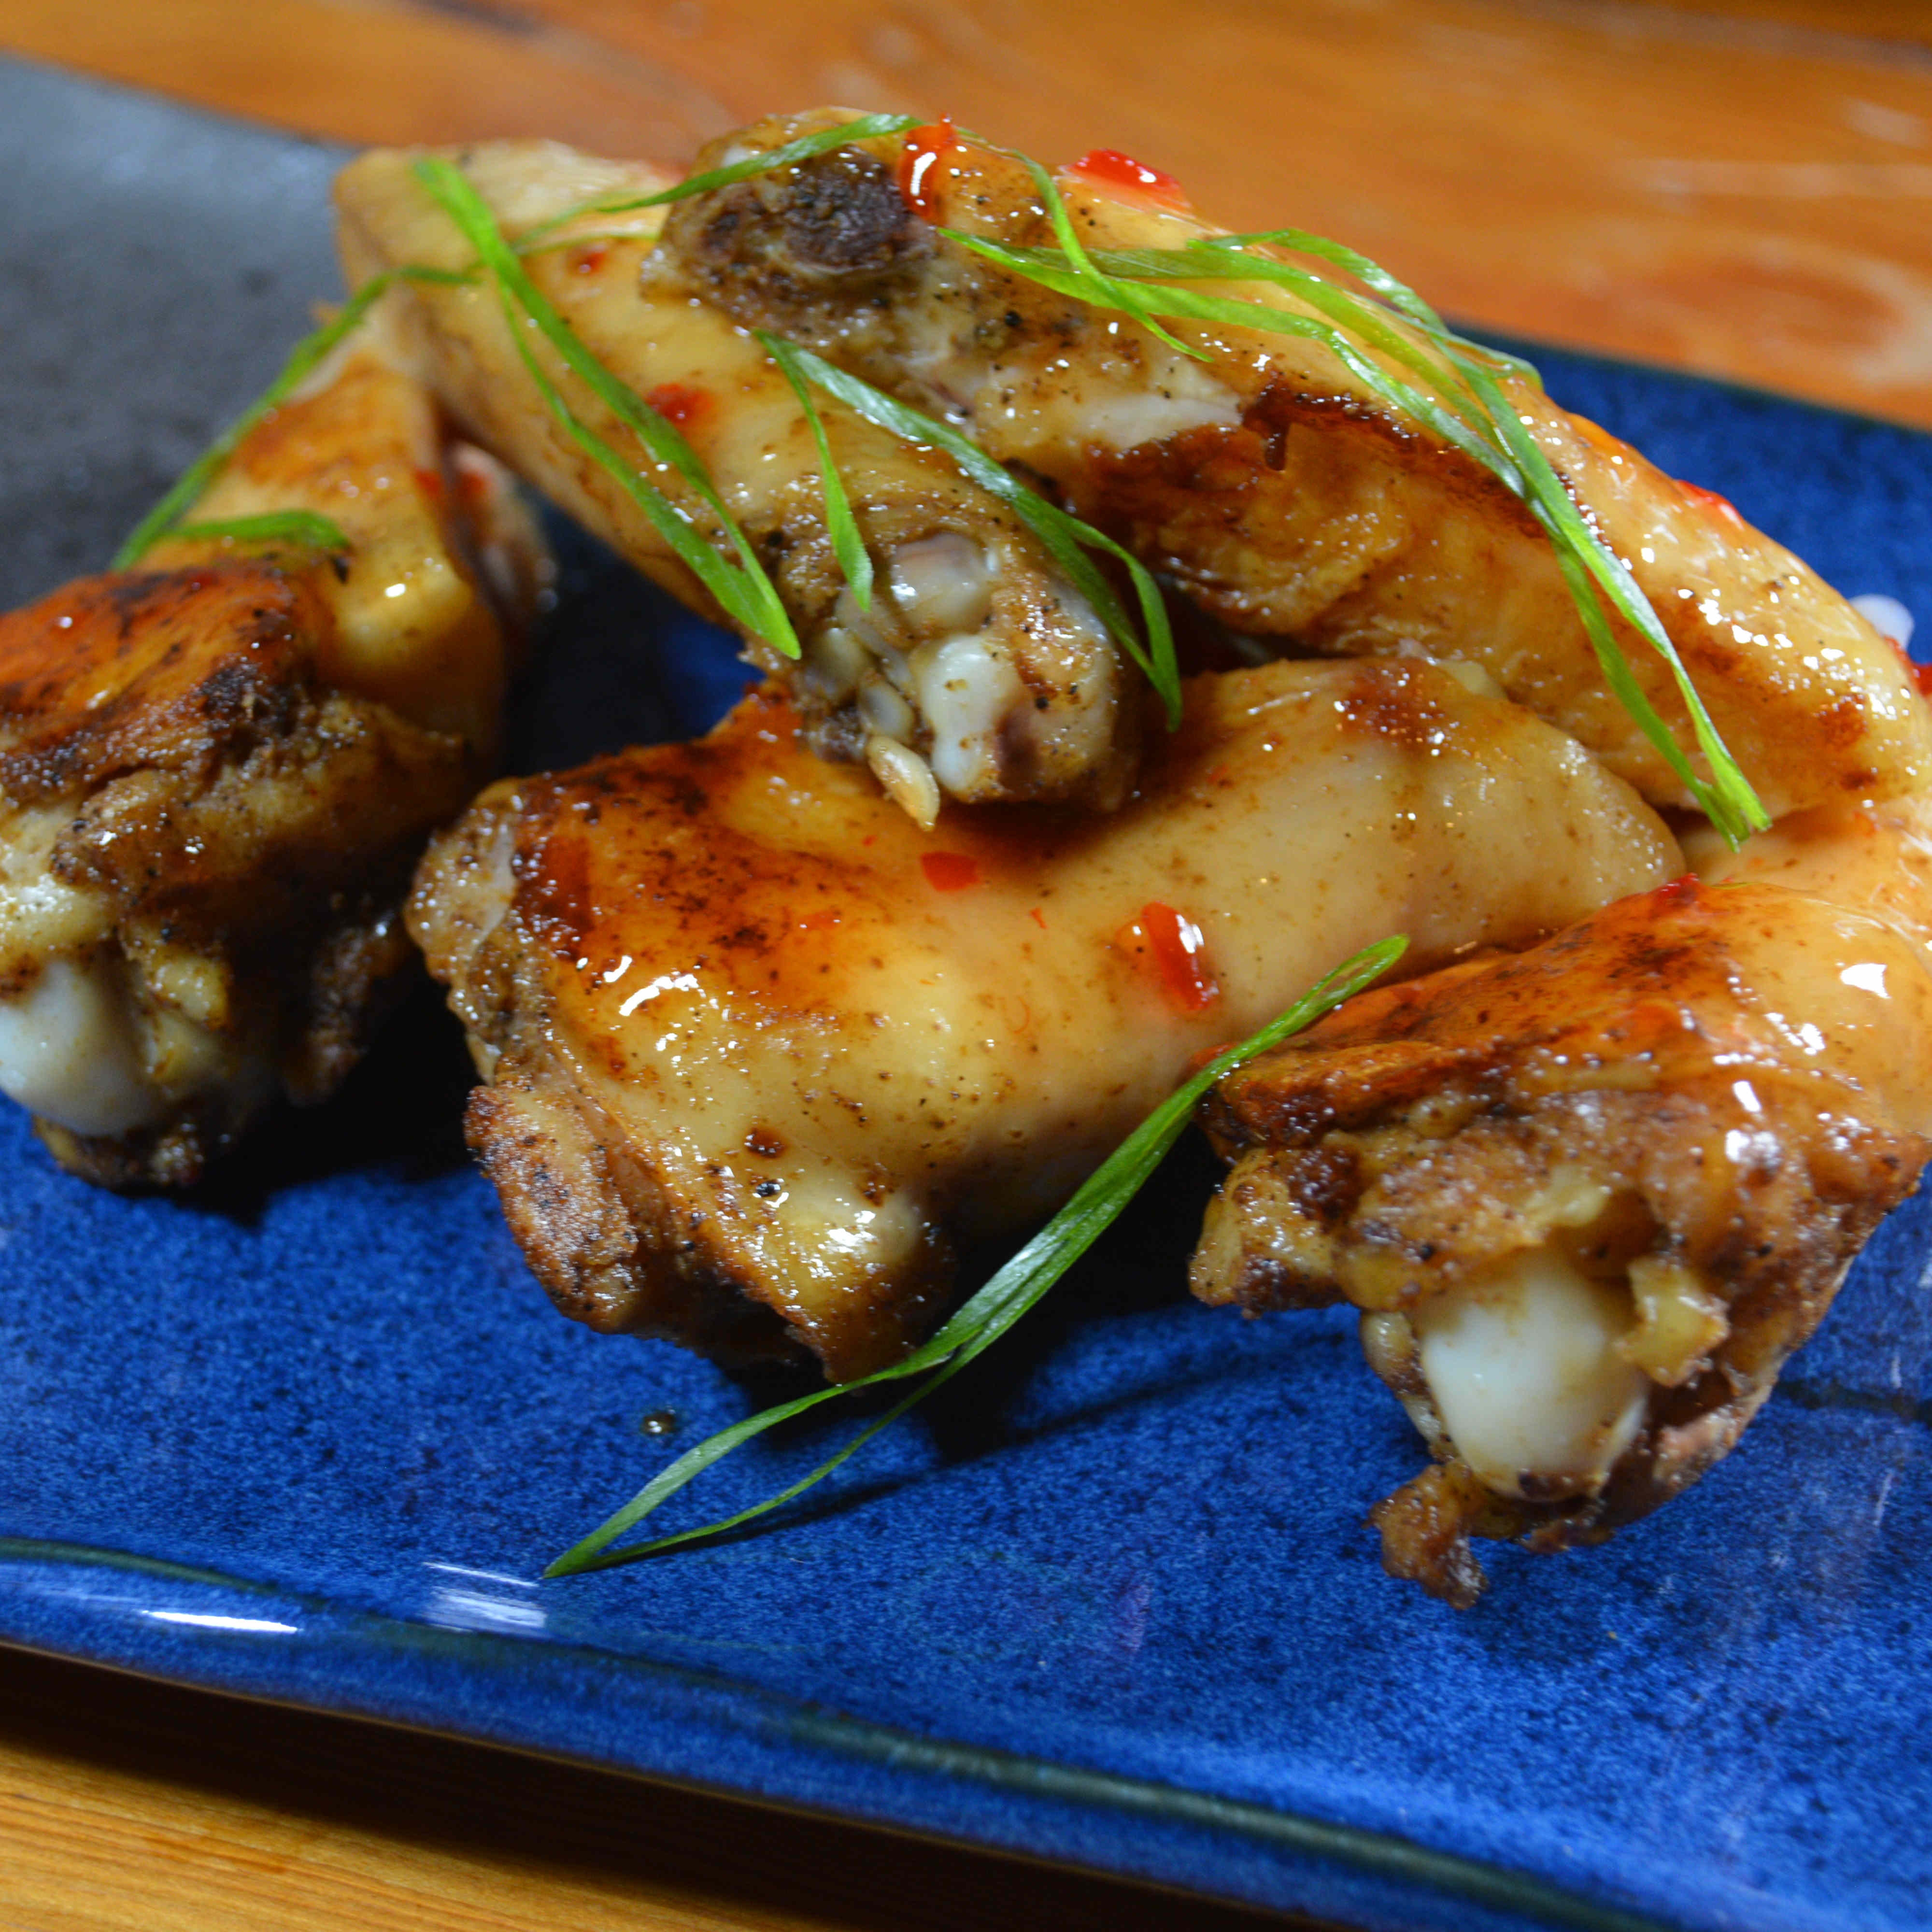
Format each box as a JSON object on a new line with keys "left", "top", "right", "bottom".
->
{"left": 512, "top": 113, "right": 922, "bottom": 251}
{"left": 159, "top": 511, "right": 351, "bottom": 554}
{"left": 546, "top": 933, "right": 1408, "bottom": 1576}
{"left": 113, "top": 264, "right": 471, "bottom": 569}
{"left": 1008, "top": 152, "right": 1202, "bottom": 364}
{"left": 1453, "top": 354, "right": 1767, "bottom": 837}
{"left": 762, "top": 339, "right": 1181, "bottom": 727}
{"left": 760, "top": 332, "right": 873, "bottom": 611}
{"left": 935, "top": 216, "right": 1766, "bottom": 840}
{"left": 414, "top": 155, "right": 800, "bottom": 658}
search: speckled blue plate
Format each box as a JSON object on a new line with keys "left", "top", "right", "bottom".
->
{"left": 4, "top": 57, "right": 1932, "bottom": 1932}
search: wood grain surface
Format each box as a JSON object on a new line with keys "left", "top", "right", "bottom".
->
{"left": 4, "top": 0, "right": 1932, "bottom": 426}
{"left": 0, "top": 1644, "right": 1301, "bottom": 1931}
{"left": 1, "top": 3, "right": 1929, "bottom": 1929}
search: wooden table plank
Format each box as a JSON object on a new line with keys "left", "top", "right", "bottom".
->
{"left": 0, "top": 1646, "right": 1296, "bottom": 1932}
{"left": 3, "top": 0, "right": 1930, "bottom": 426}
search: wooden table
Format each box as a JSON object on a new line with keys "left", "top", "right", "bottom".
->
{"left": 2, "top": 3, "right": 1929, "bottom": 1927}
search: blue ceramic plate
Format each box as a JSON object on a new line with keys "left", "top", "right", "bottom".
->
{"left": 4, "top": 58, "right": 1931, "bottom": 1932}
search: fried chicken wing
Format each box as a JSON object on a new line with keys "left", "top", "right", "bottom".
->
{"left": 335, "top": 142, "right": 1139, "bottom": 821}
{"left": 410, "top": 658, "right": 1677, "bottom": 1380}
{"left": 654, "top": 111, "right": 1930, "bottom": 819}
{"left": 0, "top": 306, "right": 541, "bottom": 1185}
{"left": 1194, "top": 794, "right": 1932, "bottom": 1603}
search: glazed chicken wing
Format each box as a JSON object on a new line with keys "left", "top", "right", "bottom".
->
{"left": 654, "top": 111, "right": 1929, "bottom": 820}
{"left": 1193, "top": 793, "right": 1932, "bottom": 1604}
{"left": 0, "top": 304, "right": 541, "bottom": 1185}
{"left": 335, "top": 142, "right": 1138, "bottom": 820}
{"left": 410, "top": 658, "right": 1677, "bottom": 1380}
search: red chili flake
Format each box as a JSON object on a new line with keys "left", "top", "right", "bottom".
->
{"left": 897, "top": 119, "right": 956, "bottom": 221}
{"left": 1679, "top": 480, "right": 1744, "bottom": 524}
{"left": 646, "top": 382, "right": 711, "bottom": 431}
{"left": 412, "top": 466, "right": 445, "bottom": 502}
{"left": 920, "top": 850, "right": 981, "bottom": 892}
{"left": 1028, "top": 906, "right": 1048, "bottom": 931}
{"left": 1119, "top": 901, "right": 1220, "bottom": 1012}
{"left": 1071, "top": 147, "right": 1190, "bottom": 210}
{"left": 571, "top": 243, "right": 610, "bottom": 275}
{"left": 1652, "top": 874, "right": 1702, "bottom": 908}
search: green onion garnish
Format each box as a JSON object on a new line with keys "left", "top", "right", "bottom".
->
{"left": 158, "top": 510, "right": 352, "bottom": 556}
{"left": 113, "top": 264, "right": 471, "bottom": 569}
{"left": 761, "top": 332, "right": 874, "bottom": 612}
{"left": 544, "top": 933, "right": 1406, "bottom": 1577}
{"left": 511, "top": 113, "right": 922, "bottom": 252}
{"left": 156, "top": 511, "right": 351, "bottom": 554}
{"left": 929, "top": 201, "right": 1767, "bottom": 842}
{"left": 756, "top": 336, "right": 1183, "bottom": 728}
{"left": 414, "top": 156, "right": 801, "bottom": 658}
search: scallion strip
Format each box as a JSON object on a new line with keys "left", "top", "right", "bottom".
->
{"left": 760, "top": 332, "right": 874, "bottom": 611}
{"left": 546, "top": 933, "right": 1408, "bottom": 1576}
{"left": 936, "top": 224, "right": 1766, "bottom": 840}
{"left": 1451, "top": 353, "right": 1767, "bottom": 835}
{"left": 512, "top": 113, "right": 922, "bottom": 251}
{"left": 761, "top": 339, "right": 1182, "bottom": 727}
{"left": 160, "top": 511, "right": 350, "bottom": 554}
{"left": 414, "top": 155, "right": 800, "bottom": 658}
{"left": 113, "top": 264, "right": 471, "bottom": 568}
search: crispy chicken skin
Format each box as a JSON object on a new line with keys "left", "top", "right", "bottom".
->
{"left": 0, "top": 311, "right": 541, "bottom": 1185}
{"left": 655, "top": 110, "right": 1930, "bottom": 820}
{"left": 409, "top": 659, "right": 1678, "bottom": 1380}
{"left": 335, "top": 142, "right": 1138, "bottom": 821}
{"left": 1194, "top": 799, "right": 1932, "bottom": 1604}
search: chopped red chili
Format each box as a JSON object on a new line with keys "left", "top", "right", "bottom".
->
{"left": 1119, "top": 901, "right": 1220, "bottom": 1012}
{"left": 897, "top": 120, "right": 957, "bottom": 221}
{"left": 1071, "top": 147, "right": 1189, "bottom": 210}
{"left": 920, "top": 850, "right": 981, "bottom": 892}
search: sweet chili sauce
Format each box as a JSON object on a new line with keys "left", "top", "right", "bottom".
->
{"left": 1118, "top": 901, "right": 1221, "bottom": 1013}
{"left": 646, "top": 383, "right": 711, "bottom": 431}
{"left": 920, "top": 850, "right": 982, "bottom": 892}
{"left": 1069, "top": 148, "right": 1191, "bottom": 212}
{"left": 897, "top": 120, "right": 957, "bottom": 221}
{"left": 1678, "top": 479, "right": 1745, "bottom": 525}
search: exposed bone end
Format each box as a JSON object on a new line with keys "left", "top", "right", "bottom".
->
{"left": 797, "top": 533, "right": 1139, "bottom": 813}
{"left": 1411, "top": 1248, "right": 1649, "bottom": 1502}
{"left": 1194, "top": 879, "right": 1932, "bottom": 1600}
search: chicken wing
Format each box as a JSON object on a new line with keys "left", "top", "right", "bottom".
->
{"left": 655, "top": 111, "right": 1929, "bottom": 820}
{"left": 335, "top": 142, "right": 1139, "bottom": 820}
{"left": 1193, "top": 793, "right": 1932, "bottom": 1603}
{"left": 0, "top": 303, "right": 541, "bottom": 1185}
{"left": 410, "top": 658, "right": 1678, "bottom": 1380}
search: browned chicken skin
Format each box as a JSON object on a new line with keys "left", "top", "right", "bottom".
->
{"left": 1194, "top": 812, "right": 1932, "bottom": 1603}
{"left": 0, "top": 312, "right": 541, "bottom": 1185}
{"left": 655, "top": 110, "right": 1929, "bottom": 820}
{"left": 335, "top": 142, "right": 1140, "bottom": 822}
{"left": 410, "top": 659, "right": 1676, "bottom": 1380}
